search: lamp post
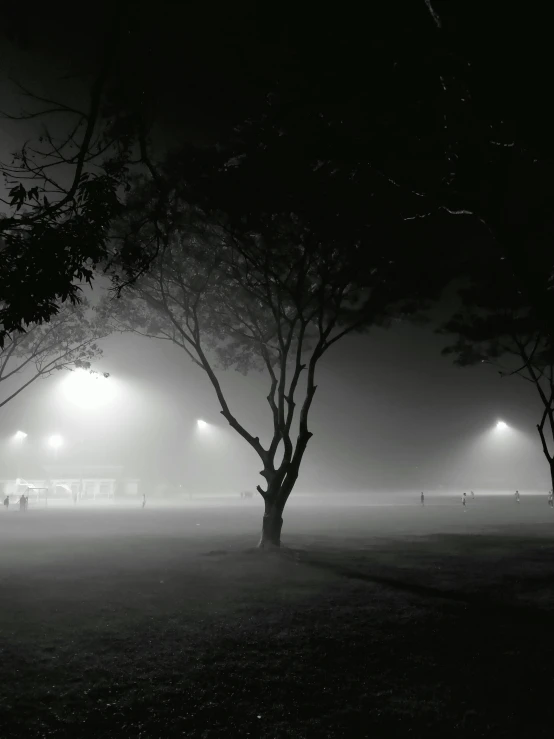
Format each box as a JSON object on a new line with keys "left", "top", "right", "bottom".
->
{"left": 48, "top": 434, "right": 64, "bottom": 461}
{"left": 60, "top": 370, "right": 114, "bottom": 500}
{"left": 490, "top": 420, "right": 520, "bottom": 493}
{"left": 183, "top": 421, "right": 211, "bottom": 498}
{"left": 13, "top": 430, "right": 27, "bottom": 479}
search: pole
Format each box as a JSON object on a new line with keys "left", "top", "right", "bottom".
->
{"left": 79, "top": 436, "right": 84, "bottom": 502}
{"left": 15, "top": 439, "right": 23, "bottom": 480}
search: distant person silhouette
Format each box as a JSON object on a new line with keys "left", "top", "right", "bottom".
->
{"left": 515, "top": 490, "right": 520, "bottom": 504}
{"left": 19, "top": 494, "right": 26, "bottom": 512}
{"left": 420, "top": 492, "right": 425, "bottom": 506}
{"left": 3, "top": 494, "right": 9, "bottom": 509}
{"left": 548, "top": 491, "right": 553, "bottom": 508}
{"left": 462, "top": 492, "right": 467, "bottom": 510}
{"left": 471, "top": 490, "right": 475, "bottom": 500}
{"left": 142, "top": 493, "right": 146, "bottom": 509}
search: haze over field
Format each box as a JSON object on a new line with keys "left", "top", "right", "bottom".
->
{"left": 1, "top": 325, "right": 551, "bottom": 496}
{"left": 2, "top": 496, "right": 554, "bottom": 737}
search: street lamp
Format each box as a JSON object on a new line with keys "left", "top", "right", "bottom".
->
{"left": 495, "top": 420, "right": 509, "bottom": 431}
{"left": 48, "top": 434, "right": 64, "bottom": 450}
{"left": 48, "top": 434, "right": 63, "bottom": 463}
{"left": 13, "top": 430, "right": 28, "bottom": 478}
{"left": 61, "top": 368, "right": 114, "bottom": 410}
{"left": 197, "top": 419, "right": 209, "bottom": 430}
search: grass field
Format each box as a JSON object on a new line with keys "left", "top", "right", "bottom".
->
{"left": 1, "top": 494, "right": 554, "bottom": 738}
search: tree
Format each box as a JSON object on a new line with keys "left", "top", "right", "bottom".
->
{"left": 0, "top": 0, "right": 494, "bottom": 344}
{"left": 412, "top": 7, "right": 554, "bottom": 489}
{"left": 371, "top": 3, "right": 554, "bottom": 333}
{"left": 441, "top": 244, "right": 554, "bottom": 491}
{"left": 0, "top": 302, "right": 106, "bottom": 411}
{"left": 98, "top": 4, "right": 463, "bottom": 544}
{"left": 105, "top": 163, "right": 447, "bottom": 547}
{"left": 0, "top": 2, "right": 154, "bottom": 342}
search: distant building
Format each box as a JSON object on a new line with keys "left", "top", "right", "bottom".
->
{"left": 0, "top": 465, "right": 139, "bottom": 501}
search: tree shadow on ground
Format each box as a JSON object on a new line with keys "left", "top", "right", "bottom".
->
{"left": 276, "top": 533, "right": 554, "bottom": 625}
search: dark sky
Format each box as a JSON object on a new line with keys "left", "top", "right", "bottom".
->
{"left": 3, "top": 0, "right": 551, "bottom": 146}
{"left": 0, "top": 2, "right": 552, "bottom": 492}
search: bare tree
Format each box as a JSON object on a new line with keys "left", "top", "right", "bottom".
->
{"left": 0, "top": 303, "right": 106, "bottom": 410}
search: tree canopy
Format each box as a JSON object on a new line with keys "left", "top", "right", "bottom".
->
{"left": 0, "top": 3, "right": 148, "bottom": 341}
{"left": 104, "top": 128, "right": 453, "bottom": 545}
{"left": 441, "top": 239, "right": 554, "bottom": 487}
{"left": 3, "top": 0, "right": 552, "bottom": 345}
{"left": 0, "top": 301, "right": 107, "bottom": 410}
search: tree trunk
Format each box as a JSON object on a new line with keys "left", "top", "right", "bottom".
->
{"left": 537, "top": 423, "right": 554, "bottom": 494}
{"left": 258, "top": 501, "right": 284, "bottom": 548}
{"left": 257, "top": 448, "right": 306, "bottom": 549}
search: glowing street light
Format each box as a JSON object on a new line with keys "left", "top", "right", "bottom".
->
{"left": 61, "top": 368, "right": 114, "bottom": 410}
{"left": 197, "top": 419, "right": 209, "bottom": 430}
{"left": 13, "top": 431, "right": 28, "bottom": 478}
{"left": 48, "top": 434, "right": 64, "bottom": 450}
{"left": 495, "top": 420, "right": 509, "bottom": 431}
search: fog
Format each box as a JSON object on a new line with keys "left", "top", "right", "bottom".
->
{"left": 2, "top": 493, "right": 553, "bottom": 550}
{"left": 2, "top": 6, "right": 554, "bottom": 738}
{"left": 1, "top": 315, "right": 551, "bottom": 499}
{"left": 1, "top": 7, "right": 552, "bottom": 500}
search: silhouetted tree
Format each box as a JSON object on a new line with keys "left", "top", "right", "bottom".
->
{"left": 0, "top": 3, "right": 157, "bottom": 343}
{"left": 441, "top": 244, "right": 554, "bottom": 491}
{"left": 0, "top": 302, "right": 106, "bottom": 410}
{"left": 105, "top": 152, "right": 447, "bottom": 548}
{"left": 414, "top": 9, "right": 554, "bottom": 491}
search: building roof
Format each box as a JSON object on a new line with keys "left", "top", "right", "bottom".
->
{"left": 42, "top": 465, "right": 125, "bottom": 478}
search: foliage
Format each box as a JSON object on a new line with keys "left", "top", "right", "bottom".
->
{"left": 0, "top": 5, "right": 152, "bottom": 343}
{"left": 105, "top": 148, "right": 448, "bottom": 545}
{"left": 0, "top": 302, "right": 107, "bottom": 410}
{"left": 440, "top": 246, "right": 554, "bottom": 478}
{"left": 406, "top": 5, "right": 554, "bottom": 483}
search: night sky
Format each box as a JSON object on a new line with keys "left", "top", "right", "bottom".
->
{"left": 0, "top": 1, "right": 551, "bottom": 492}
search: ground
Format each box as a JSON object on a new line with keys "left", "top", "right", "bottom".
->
{"left": 1, "top": 494, "right": 553, "bottom": 738}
